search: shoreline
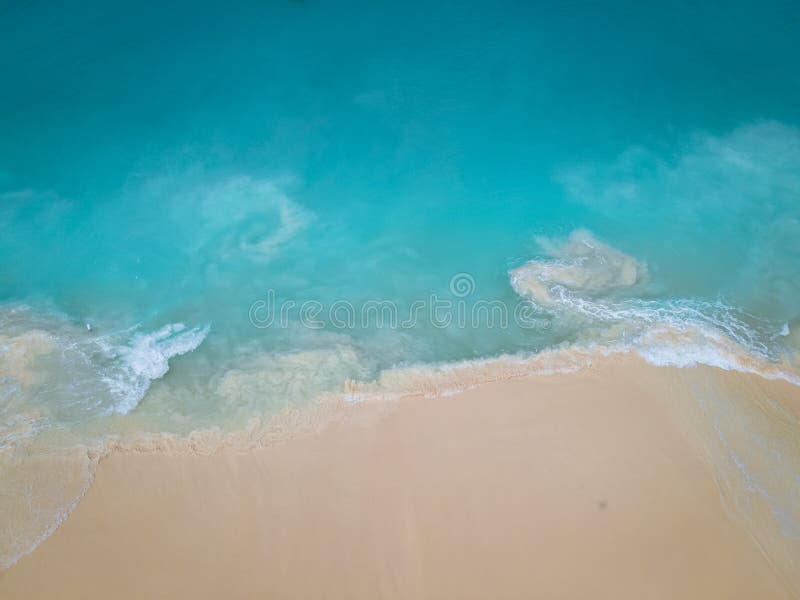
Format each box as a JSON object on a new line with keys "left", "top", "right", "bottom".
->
{"left": 1, "top": 355, "right": 798, "bottom": 598}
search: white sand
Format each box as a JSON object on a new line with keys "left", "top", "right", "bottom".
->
{"left": 1, "top": 356, "right": 797, "bottom": 598}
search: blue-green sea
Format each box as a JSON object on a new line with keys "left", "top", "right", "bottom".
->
{"left": 1, "top": 0, "right": 800, "bottom": 569}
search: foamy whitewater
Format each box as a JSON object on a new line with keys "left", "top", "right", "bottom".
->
{"left": 1, "top": 0, "right": 800, "bottom": 572}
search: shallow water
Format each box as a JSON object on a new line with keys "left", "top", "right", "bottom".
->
{"left": 1, "top": 0, "right": 800, "bottom": 569}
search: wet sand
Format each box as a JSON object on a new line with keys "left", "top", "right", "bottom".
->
{"left": 1, "top": 356, "right": 797, "bottom": 599}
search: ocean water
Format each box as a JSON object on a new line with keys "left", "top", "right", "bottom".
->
{"left": 2, "top": 0, "right": 800, "bottom": 568}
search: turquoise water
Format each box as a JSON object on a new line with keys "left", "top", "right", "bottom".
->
{"left": 2, "top": 0, "right": 800, "bottom": 566}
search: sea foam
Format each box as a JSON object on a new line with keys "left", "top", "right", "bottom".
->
{"left": 100, "top": 323, "right": 210, "bottom": 415}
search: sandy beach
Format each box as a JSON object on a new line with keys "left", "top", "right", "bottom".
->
{"left": 1, "top": 355, "right": 797, "bottom": 599}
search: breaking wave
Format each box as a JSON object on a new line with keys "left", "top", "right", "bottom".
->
{"left": 0, "top": 307, "right": 209, "bottom": 568}
{"left": 508, "top": 230, "right": 799, "bottom": 384}
{"left": 510, "top": 229, "right": 647, "bottom": 306}
{"left": 99, "top": 323, "right": 210, "bottom": 415}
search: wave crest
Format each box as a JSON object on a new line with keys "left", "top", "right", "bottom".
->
{"left": 100, "top": 323, "right": 210, "bottom": 415}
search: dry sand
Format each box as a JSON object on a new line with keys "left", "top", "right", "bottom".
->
{"left": 1, "top": 356, "right": 797, "bottom": 599}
